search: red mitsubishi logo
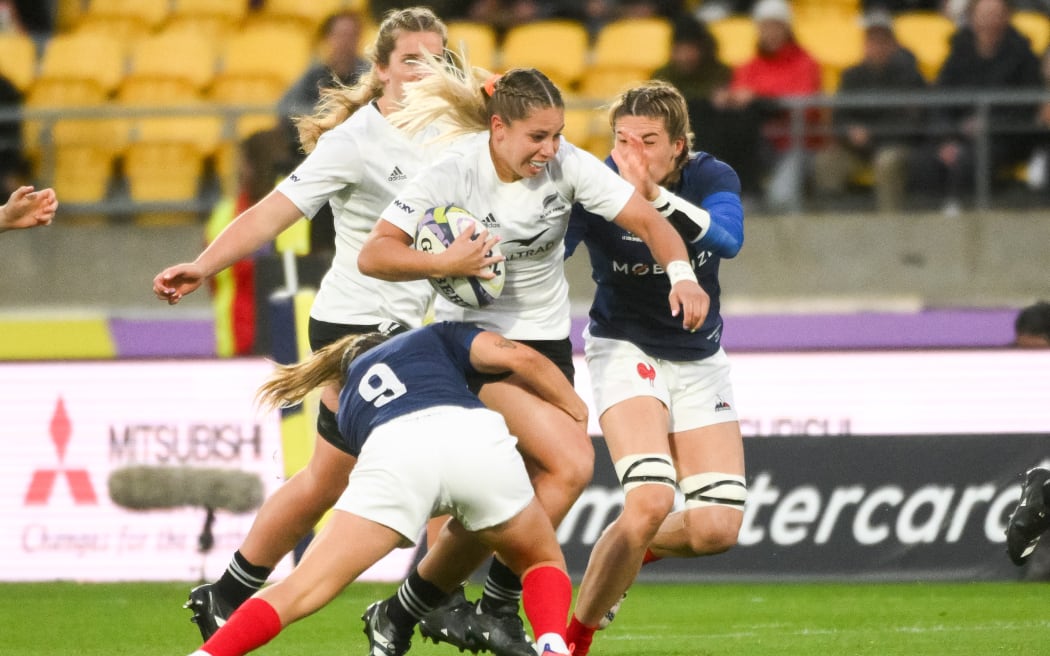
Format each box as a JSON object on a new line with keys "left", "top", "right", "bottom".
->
{"left": 24, "top": 397, "right": 98, "bottom": 505}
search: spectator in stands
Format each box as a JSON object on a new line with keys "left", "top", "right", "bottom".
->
{"left": 714, "top": 0, "right": 822, "bottom": 212}
{"left": 1013, "top": 300, "right": 1050, "bottom": 348}
{"left": 0, "top": 185, "right": 58, "bottom": 233}
{"left": 812, "top": 10, "right": 927, "bottom": 213}
{"left": 908, "top": 0, "right": 1042, "bottom": 215}
{"left": 9, "top": 0, "right": 52, "bottom": 38}
{"left": 695, "top": 1, "right": 761, "bottom": 22}
{"left": 277, "top": 10, "right": 370, "bottom": 256}
{"left": 652, "top": 14, "right": 763, "bottom": 199}
{"left": 278, "top": 11, "right": 370, "bottom": 125}
{"left": 1022, "top": 45, "right": 1050, "bottom": 192}
{"left": 204, "top": 129, "right": 287, "bottom": 357}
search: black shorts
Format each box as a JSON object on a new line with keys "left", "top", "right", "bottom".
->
{"left": 308, "top": 317, "right": 408, "bottom": 351}
{"left": 468, "top": 337, "right": 575, "bottom": 393}
{"left": 516, "top": 337, "right": 575, "bottom": 383}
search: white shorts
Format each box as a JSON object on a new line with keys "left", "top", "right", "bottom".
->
{"left": 584, "top": 331, "right": 739, "bottom": 433}
{"left": 334, "top": 406, "right": 535, "bottom": 543}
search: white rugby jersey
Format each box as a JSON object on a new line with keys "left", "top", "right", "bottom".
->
{"left": 380, "top": 132, "right": 634, "bottom": 340}
{"left": 276, "top": 101, "right": 441, "bottom": 328}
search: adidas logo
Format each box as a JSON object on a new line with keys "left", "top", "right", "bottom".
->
{"left": 480, "top": 213, "right": 498, "bottom": 226}
{"left": 387, "top": 165, "right": 407, "bottom": 182}
{"left": 714, "top": 396, "right": 732, "bottom": 412}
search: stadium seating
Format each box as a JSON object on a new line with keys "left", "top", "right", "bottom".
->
{"left": 446, "top": 21, "right": 499, "bottom": 72}
{"left": 892, "top": 11, "right": 956, "bottom": 82}
{"left": 118, "top": 31, "right": 224, "bottom": 203}
{"left": 74, "top": 0, "right": 169, "bottom": 47}
{"left": 164, "top": 0, "right": 251, "bottom": 42}
{"left": 1012, "top": 10, "right": 1050, "bottom": 55}
{"left": 32, "top": 31, "right": 125, "bottom": 100}
{"left": 33, "top": 6, "right": 1046, "bottom": 216}
{"left": 0, "top": 31, "right": 37, "bottom": 93}
{"left": 708, "top": 15, "right": 757, "bottom": 68}
{"left": 120, "top": 29, "right": 217, "bottom": 103}
{"left": 248, "top": 0, "right": 348, "bottom": 34}
{"left": 579, "top": 17, "right": 672, "bottom": 99}
{"left": 794, "top": 13, "right": 864, "bottom": 93}
{"left": 790, "top": 0, "right": 860, "bottom": 19}
{"left": 501, "top": 20, "right": 590, "bottom": 91}
{"left": 37, "top": 118, "right": 129, "bottom": 204}
{"left": 24, "top": 31, "right": 127, "bottom": 199}
{"left": 205, "top": 23, "right": 311, "bottom": 196}
{"left": 562, "top": 105, "right": 610, "bottom": 159}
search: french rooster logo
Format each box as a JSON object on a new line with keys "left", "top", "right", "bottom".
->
{"left": 636, "top": 362, "right": 656, "bottom": 387}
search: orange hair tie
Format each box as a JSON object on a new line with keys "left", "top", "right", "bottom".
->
{"left": 483, "top": 74, "right": 502, "bottom": 97}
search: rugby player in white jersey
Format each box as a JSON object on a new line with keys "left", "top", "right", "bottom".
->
{"left": 357, "top": 60, "right": 710, "bottom": 656}
{"left": 150, "top": 7, "right": 453, "bottom": 639}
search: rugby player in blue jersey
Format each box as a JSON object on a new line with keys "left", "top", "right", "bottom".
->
{"left": 187, "top": 322, "right": 584, "bottom": 656}
{"left": 563, "top": 81, "right": 747, "bottom": 656}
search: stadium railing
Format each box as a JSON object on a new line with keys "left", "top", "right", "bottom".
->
{"left": 2, "top": 88, "right": 1049, "bottom": 219}
{"left": 774, "top": 87, "right": 1050, "bottom": 213}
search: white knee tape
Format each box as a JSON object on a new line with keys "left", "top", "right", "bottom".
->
{"left": 679, "top": 472, "right": 747, "bottom": 510}
{"left": 613, "top": 453, "right": 677, "bottom": 494}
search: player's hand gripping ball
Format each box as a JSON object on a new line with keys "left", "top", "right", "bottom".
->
{"left": 414, "top": 205, "right": 505, "bottom": 308}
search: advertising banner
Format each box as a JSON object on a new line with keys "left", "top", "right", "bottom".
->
{"left": 559, "top": 434, "right": 1050, "bottom": 582}
{"left": 3, "top": 349, "right": 1047, "bottom": 582}
{"left": 1, "top": 360, "right": 417, "bottom": 582}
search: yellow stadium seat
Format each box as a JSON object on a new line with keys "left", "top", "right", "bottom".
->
{"left": 794, "top": 14, "right": 864, "bottom": 92}
{"left": 75, "top": 0, "right": 169, "bottom": 46}
{"left": 34, "top": 32, "right": 125, "bottom": 98}
{"left": 578, "top": 69, "right": 652, "bottom": 100}
{"left": 562, "top": 104, "right": 609, "bottom": 159}
{"left": 579, "top": 17, "right": 672, "bottom": 99}
{"left": 210, "top": 24, "right": 313, "bottom": 103}
{"left": 24, "top": 33, "right": 126, "bottom": 172}
{"left": 120, "top": 29, "right": 217, "bottom": 101}
{"left": 1012, "top": 10, "right": 1050, "bottom": 55}
{"left": 592, "top": 17, "right": 672, "bottom": 73}
{"left": 708, "top": 15, "right": 757, "bottom": 68}
{"left": 791, "top": 0, "right": 860, "bottom": 19}
{"left": 118, "top": 30, "right": 226, "bottom": 203}
{"left": 501, "top": 20, "right": 590, "bottom": 91}
{"left": 893, "top": 11, "right": 956, "bottom": 82}
{"left": 37, "top": 118, "right": 128, "bottom": 203}
{"left": 0, "top": 31, "right": 37, "bottom": 93}
{"left": 165, "top": 0, "right": 250, "bottom": 42}
{"left": 55, "top": 0, "right": 84, "bottom": 31}
{"left": 249, "top": 0, "right": 349, "bottom": 34}
{"left": 446, "top": 21, "right": 499, "bottom": 71}
{"left": 124, "top": 140, "right": 212, "bottom": 202}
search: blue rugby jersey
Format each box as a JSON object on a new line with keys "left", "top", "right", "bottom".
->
{"left": 565, "top": 151, "right": 744, "bottom": 361}
{"left": 336, "top": 321, "right": 486, "bottom": 455}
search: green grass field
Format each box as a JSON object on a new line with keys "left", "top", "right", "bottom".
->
{"left": 2, "top": 581, "right": 1047, "bottom": 655}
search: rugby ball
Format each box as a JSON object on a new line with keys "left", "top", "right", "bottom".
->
{"left": 413, "top": 205, "right": 505, "bottom": 308}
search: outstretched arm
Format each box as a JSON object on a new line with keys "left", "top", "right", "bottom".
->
{"left": 0, "top": 186, "right": 58, "bottom": 233}
{"left": 152, "top": 190, "right": 303, "bottom": 304}
{"left": 468, "top": 331, "right": 587, "bottom": 426}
